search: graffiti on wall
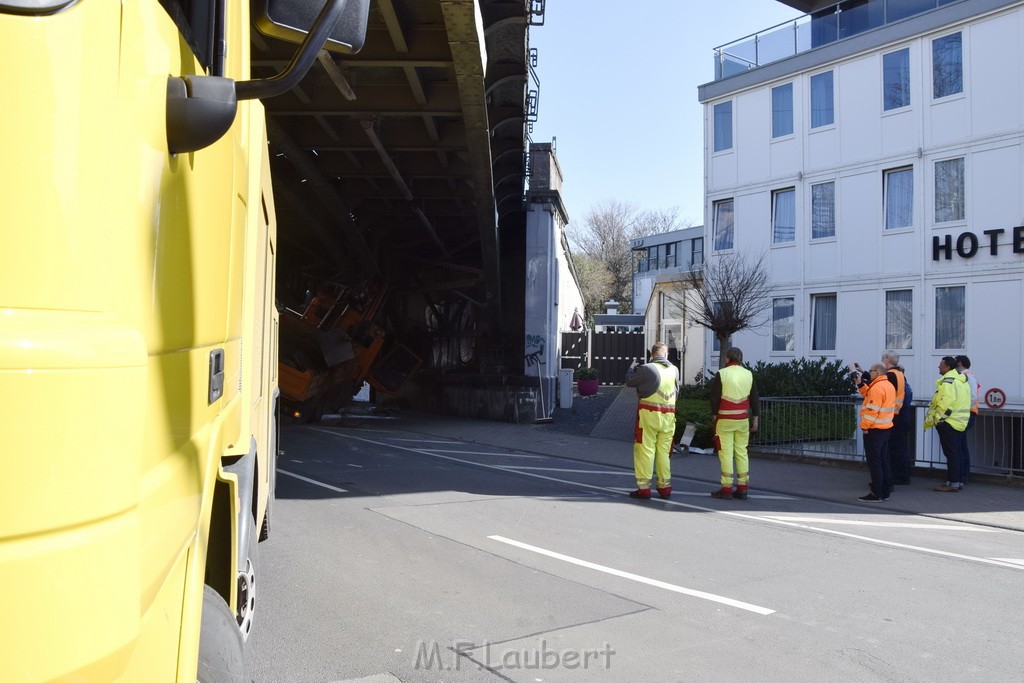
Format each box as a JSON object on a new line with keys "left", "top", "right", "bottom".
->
{"left": 524, "top": 334, "right": 545, "bottom": 366}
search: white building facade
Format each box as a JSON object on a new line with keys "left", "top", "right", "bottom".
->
{"left": 630, "top": 227, "right": 706, "bottom": 383}
{"left": 699, "top": 0, "right": 1024, "bottom": 408}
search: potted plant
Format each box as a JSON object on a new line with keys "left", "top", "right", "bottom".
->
{"left": 576, "top": 367, "right": 600, "bottom": 396}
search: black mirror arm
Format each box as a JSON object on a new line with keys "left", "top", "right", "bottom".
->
{"left": 235, "top": 0, "right": 350, "bottom": 101}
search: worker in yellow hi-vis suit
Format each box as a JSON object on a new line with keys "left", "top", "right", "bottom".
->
{"left": 624, "top": 342, "right": 680, "bottom": 500}
{"left": 709, "top": 347, "right": 760, "bottom": 500}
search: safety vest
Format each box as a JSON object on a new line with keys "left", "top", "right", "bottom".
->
{"left": 717, "top": 363, "right": 753, "bottom": 420}
{"left": 925, "top": 369, "right": 971, "bottom": 431}
{"left": 860, "top": 375, "right": 896, "bottom": 430}
{"left": 963, "top": 369, "right": 980, "bottom": 414}
{"left": 637, "top": 361, "right": 678, "bottom": 414}
{"left": 887, "top": 367, "right": 906, "bottom": 413}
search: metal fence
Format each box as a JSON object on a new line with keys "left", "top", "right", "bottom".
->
{"left": 751, "top": 396, "right": 1024, "bottom": 481}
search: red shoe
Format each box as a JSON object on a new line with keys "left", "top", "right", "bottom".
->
{"left": 629, "top": 488, "right": 652, "bottom": 499}
{"left": 656, "top": 486, "right": 672, "bottom": 499}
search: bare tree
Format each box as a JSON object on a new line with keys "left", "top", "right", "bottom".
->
{"left": 684, "top": 251, "right": 773, "bottom": 367}
{"left": 570, "top": 253, "right": 613, "bottom": 327}
{"left": 567, "top": 199, "right": 693, "bottom": 314}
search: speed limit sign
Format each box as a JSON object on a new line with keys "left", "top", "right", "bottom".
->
{"left": 985, "top": 388, "right": 1006, "bottom": 409}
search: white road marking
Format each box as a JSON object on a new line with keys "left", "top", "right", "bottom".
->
{"left": 389, "top": 438, "right": 461, "bottom": 444}
{"left": 764, "top": 516, "right": 1001, "bottom": 532}
{"left": 498, "top": 466, "right": 635, "bottom": 474}
{"left": 421, "top": 449, "right": 546, "bottom": 458}
{"left": 990, "top": 558, "right": 1024, "bottom": 566}
{"left": 488, "top": 535, "right": 775, "bottom": 616}
{"left": 492, "top": 467, "right": 794, "bottom": 498}
{"left": 347, "top": 464, "right": 364, "bottom": 468}
{"left": 276, "top": 468, "right": 348, "bottom": 493}
{"left": 313, "top": 429, "right": 1024, "bottom": 572}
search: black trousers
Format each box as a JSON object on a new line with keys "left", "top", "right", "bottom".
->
{"left": 864, "top": 429, "right": 892, "bottom": 498}
{"left": 888, "top": 422, "right": 913, "bottom": 481}
{"left": 936, "top": 421, "right": 963, "bottom": 484}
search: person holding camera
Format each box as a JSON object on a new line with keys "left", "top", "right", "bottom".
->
{"left": 853, "top": 363, "right": 897, "bottom": 502}
{"left": 624, "top": 342, "right": 679, "bottom": 500}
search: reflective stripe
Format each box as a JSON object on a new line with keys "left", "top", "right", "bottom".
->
{"left": 639, "top": 401, "right": 676, "bottom": 414}
{"left": 718, "top": 401, "right": 750, "bottom": 418}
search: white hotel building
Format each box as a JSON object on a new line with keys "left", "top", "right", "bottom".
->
{"left": 699, "top": 0, "right": 1024, "bottom": 408}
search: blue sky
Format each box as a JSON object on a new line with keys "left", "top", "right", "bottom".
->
{"left": 528, "top": 1, "right": 803, "bottom": 227}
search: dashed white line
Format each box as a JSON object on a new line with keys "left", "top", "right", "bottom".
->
{"left": 488, "top": 535, "right": 775, "bottom": 616}
{"left": 276, "top": 468, "right": 348, "bottom": 493}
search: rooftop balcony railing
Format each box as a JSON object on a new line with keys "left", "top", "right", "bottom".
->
{"left": 713, "top": 0, "right": 963, "bottom": 80}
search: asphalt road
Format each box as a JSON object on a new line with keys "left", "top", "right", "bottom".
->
{"left": 249, "top": 420, "right": 1024, "bottom": 682}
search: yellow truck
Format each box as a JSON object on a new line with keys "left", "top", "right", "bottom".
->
{"left": 0, "top": 0, "right": 368, "bottom": 679}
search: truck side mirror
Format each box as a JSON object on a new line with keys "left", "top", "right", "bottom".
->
{"left": 167, "top": 0, "right": 370, "bottom": 154}
{"left": 253, "top": 0, "right": 371, "bottom": 53}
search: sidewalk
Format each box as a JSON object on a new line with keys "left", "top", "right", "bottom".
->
{"left": 383, "top": 395, "right": 1024, "bottom": 533}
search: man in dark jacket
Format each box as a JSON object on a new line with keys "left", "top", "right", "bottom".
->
{"left": 882, "top": 351, "right": 914, "bottom": 485}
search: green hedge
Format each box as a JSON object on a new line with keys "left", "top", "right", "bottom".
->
{"left": 674, "top": 356, "right": 856, "bottom": 447}
{"left": 750, "top": 356, "right": 853, "bottom": 397}
{"left": 754, "top": 400, "right": 857, "bottom": 444}
{"left": 673, "top": 398, "right": 715, "bottom": 448}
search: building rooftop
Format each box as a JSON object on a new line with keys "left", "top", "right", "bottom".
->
{"left": 701, "top": 0, "right": 1007, "bottom": 101}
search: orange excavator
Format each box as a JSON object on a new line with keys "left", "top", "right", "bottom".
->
{"left": 279, "top": 280, "right": 420, "bottom": 421}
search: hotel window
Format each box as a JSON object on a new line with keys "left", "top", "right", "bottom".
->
{"left": 811, "top": 181, "right": 835, "bottom": 239}
{"left": 810, "top": 71, "right": 834, "bottom": 128}
{"left": 935, "top": 286, "right": 965, "bottom": 349}
{"left": 772, "top": 188, "right": 796, "bottom": 244}
{"left": 883, "top": 48, "right": 910, "bottom": 111}
{"left": 713, "top": 101, "right": 733, "bottom": 152}
{"left": 811, "top": 294, "right": 837, "bottom": 352}
{"left": 713, "top": 199, "right": 734, "bottom": 251}
{"left": 885, "top": 290, "right": 913, "bottom": 350}
{"left": 772, "top": 298, "right": 795, "bottom": 352}
{"left": 933, "top": 32, "right": 963, "bottom": 99}
{"left": 665, "top": 242, "right": 678, "bottom": 268}
{"left": 772, "top": 83, "right": 794, "bottom": 138}
{"left": 884, "top": 166, "right": 913, "bottom": 230}
{"left": 691, "top": 237, "right": 704, "bottom": 266}
{"left": 934, "top": 157, "right": 964, "bottom": 223}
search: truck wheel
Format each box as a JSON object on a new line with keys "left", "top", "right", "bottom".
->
{"left": 197, "top": 585, "right": 247, "bottom": 683}
{"left": 237, "top": 518, "right": 258, "bottom": 643}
